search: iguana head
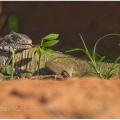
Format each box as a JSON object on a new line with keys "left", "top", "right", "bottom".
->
{"left": 0, "top": 31, "right": 32, "bottom": 52}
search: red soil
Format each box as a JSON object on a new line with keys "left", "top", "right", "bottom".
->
{"left": 0, "top": 77, "right": 120, "bottom": 118}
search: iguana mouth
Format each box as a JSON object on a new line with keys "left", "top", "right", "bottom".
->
{"left": 21, "top": 44, "right": 32, "bottom": 47}
{"left": 22, "top": 44, "right": 31, "bottom": 45}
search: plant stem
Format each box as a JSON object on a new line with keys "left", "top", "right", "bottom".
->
{"left": 11, "top": 51, "right": 15, "bottom": 79}
{"left": 38, "top": 54, "right": 41, "bottom": 74}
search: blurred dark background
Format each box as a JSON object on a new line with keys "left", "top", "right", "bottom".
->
{"left": 1, "top": 1, "right": 120, "bottom": 61}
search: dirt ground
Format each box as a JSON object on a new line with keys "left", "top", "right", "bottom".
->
{"left": 0, "top": 76, "right": 120, "bottom": 118}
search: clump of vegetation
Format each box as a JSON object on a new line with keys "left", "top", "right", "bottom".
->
{"left": 35, "top": 33, "right": 59, "bottom": 55}
{"left": 1, "top": 33, "right": 120, "bottom": 80}
{"left": 34, "top": 33, "right": 59, "bottom": 69}
{"left": 65, "top": 33, "right": 120, "bottom": 79}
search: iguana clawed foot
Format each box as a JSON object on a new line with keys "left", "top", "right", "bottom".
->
{"left": 30, "top": 75, "right": 64, "bottom": 80}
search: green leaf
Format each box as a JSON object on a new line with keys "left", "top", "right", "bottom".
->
{"left": 93, "top": 33, "right": 120, "bottom": 62}
{"left": 42, "top": 40, "right": 59, "bottom": 47}
{"left": 35, "top": 48, "right": 44, "bottom": 55}
{"left": 35, "top": 48, "right": 40, "bottom": 54}
{"left": 98, "top": 56, "right": 106, "bottom": 69}
{"left": 106, "top": 56, "right": 120, "bottom": 76}
{"left": 44, "top": 49, "right": 54, "bottom": 56}
{"left": 5, "top": 67, "right": 11, "bottom": 75}
{"left": 65, "top": 48, "right": 84, "bottom": 53}
{"left": 43, "top": 34, "right": 59, "bottom": 40}
{"left": 35, "top": 48, "right": 54, "bottom": 56}
{"left": 79, "top": 34, "right": 89, "bottom": 54}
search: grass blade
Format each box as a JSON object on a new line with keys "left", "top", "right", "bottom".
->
{"left": 65, "top": 48, "right": 85, "bottom": 53}
{"left": 93, "top": 33, "right": 120, "bottom": 62}
{"left": 105, "top": 56, "right": 120, "bottom": 78}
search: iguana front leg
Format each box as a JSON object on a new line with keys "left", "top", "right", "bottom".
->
{"left": 0, "top": 63, "right": 21, "bottom": 78}
{"left": 0, "top": 54, "right": 21, "bottom": 78}
{"left": 45, "top": 61, "right": 73, "bottom": 78}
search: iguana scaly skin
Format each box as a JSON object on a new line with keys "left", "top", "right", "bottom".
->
{"left": 1, "top": 46, "right": 120, "bottom": 78}
{"left": 0, "top": 32, "right": 120, "bottom": 78}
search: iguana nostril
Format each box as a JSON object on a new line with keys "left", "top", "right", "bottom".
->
{"left": 27, "top": 40, "right": 32, "bottom": 44}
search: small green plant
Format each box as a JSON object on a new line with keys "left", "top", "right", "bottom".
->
{"left": 35, "top": 33, "right": 59, "bottom": 71}
{"left": 65, "top": 33, "right": 120, "bottom": 79}
{"left": 11, "top": 51, "right": 15, "bottom": 79}
{"left": 5, "top": 51, "right": 15, "bottom": 79}
{"left": 35, "top": 33, "right": 59, "bottom": 55}
{"left": 0, "top": 50, "right": 15, "bottom": 80}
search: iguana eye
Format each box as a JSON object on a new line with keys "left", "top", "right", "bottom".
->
{"left": 11, "top": 34, "right": 19, "bottom": 41}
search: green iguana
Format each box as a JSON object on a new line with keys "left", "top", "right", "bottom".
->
{"left": 0, "top": 32, "right": 120, "bottom": 79}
